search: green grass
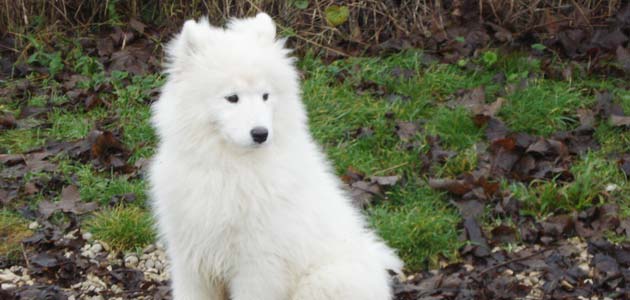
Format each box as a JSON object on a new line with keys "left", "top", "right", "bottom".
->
{"left": 0, "top": 128, "right": 46, "bottom": 154}
{"left": 87, "top": 206, "right": 155, "bottom": 251}
{"left": 435, "top": 145, "right": 479, "bottom": 178}
{"left": 369, "top": 187, "right": 461, "bottom": 270}
{"left": 48, "top": 108, "right": 107, "bottom": 140}
{"left": 56, "top": 161, "right": 148, "bottom": 206}
{"left": 511, "top": 152, "right": 628, "bottom": 218}
{"left": 300, "top": 52, "right": 489, "bottom": 266}
{"left": 0, "top": 211, "right": 32, "bottom": 260}
{"left": 499, "top": 81, "right": 586, "bottom": 136}
{"left": 426, "top": 107, "right": 483, "bottom": 150}
{"left": 2, "top": 44, "right": 629, "bottom": 269}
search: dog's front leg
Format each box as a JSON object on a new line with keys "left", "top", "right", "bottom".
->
{"left": 170, "top": 260, "right": 227, "bottom": 300}
{"left": 229, "top": 259, "right": 290, "bottom": 300}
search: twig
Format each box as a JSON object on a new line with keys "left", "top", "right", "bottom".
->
{"left": 372, "top": 162, "right": 409, "bottom": 175}
{"left": 21, "top": 243, "right": 30, "bottom": 269}
{"left": 477, "top": 248, "right": 550, "bottom": 276}
{"left": 245, "top": 0, "right": 349, "bottom": 57}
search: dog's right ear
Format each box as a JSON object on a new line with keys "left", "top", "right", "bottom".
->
{"left": 166, "top": 18, "right": 212, "bottom": 69}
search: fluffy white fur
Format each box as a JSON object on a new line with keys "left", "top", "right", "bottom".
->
{"left": 149, "top": 13, "right": 403, "bottom": 300}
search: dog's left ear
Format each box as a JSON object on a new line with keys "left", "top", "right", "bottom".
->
{"left": 227, "top": 13, "right": 276, "bottom": 42}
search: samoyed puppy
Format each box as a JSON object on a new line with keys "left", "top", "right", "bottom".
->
{"left": 149, "top": 13, "right": 403, "bottom": 300}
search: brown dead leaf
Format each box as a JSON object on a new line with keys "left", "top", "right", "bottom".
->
{"left": 476, "top": 97, "right": 505, "bottom": 117}
{"left": 347, "top": 180, "right": 381, "bottom": 209}
{"left": 96, "top": 37, "right": 114, "bottom": 57}
{"left": 395, "top": 121, "right": 419, "bottom": 141}
{"left": 618, "top": 157, "right": 630, "bottom": 178}
{"left": 491, "top": 225, "right": 517, "bottom": 244}
{"left": 38, "top": 185, "right": 98, "bottom": 219}
{"left": 429, "top": 178, "right": 474, "bottom": 196}
{"left": 108, "top": 41, "right": 154, "bottom": 76}
{"left": 449, "top": 86, "right": 485, "bottom": 111}
{"left": 451, "top": 199, "right": 484, "bottom": 219}
{"left": 85, "top": 94, "right": 103, "bottom": 111}
{"left": 87, "top": 130, "right": 133, "bottom": 172}
{"left": 0, "top": 113, "right": 17, "bottom": 129}
{"left": 129, "top": 19, "right": 146, "bottom": 34}
{"left": 340, "top": 166, "right": 364, "bottom": 184}
{"left": 596, "top": 91, "right": 624, "bottom": 118}
{"left": 616, "top": 46, "right": 630, "bottom": 73}
{"left": 577, "top": 108, "right": 596, "bottom": 127}
{"left": 370, "top": 175, "right": 400, "bottom": 186}
{"left": 610, "top": 115, "right": 630, "bottom": 127}
{"left": 23, "top": 182, "right": 39, "bottom": 195}
{"left": 480, "top": 117, "right": 509, "bottom": 141}
{"left": 463, "top": 216, "right": 490, "bottom": 257}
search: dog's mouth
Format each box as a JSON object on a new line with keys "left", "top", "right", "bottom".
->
{"left": 249, "top": 141, "right": 271, "bottom": 149}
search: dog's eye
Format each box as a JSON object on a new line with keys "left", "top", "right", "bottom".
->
{"left": 225, "top": 94, "right": 239, "bottom": 103}
{"left": 262, "top": 93, "right": 269, "bottom": 101}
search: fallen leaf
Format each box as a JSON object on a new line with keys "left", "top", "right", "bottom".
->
{"left": 129, "top": 18, "right": 146, "bottom": 34}
{"left": 474, "top": 97, "right": 504, "bottom": 117}
{"left": 395, "top": 121, "right": 419, "bottom": 141}
{"left": 429, "top": 178, "right": 474, "bottom": 195}
{"left": 481, "top": 117, "right": 509, "bottom": 141}
{"left": 0, "top": 113, "right": 17, "bottom": 129}
{"left": 610, "top": 115, "right": 630, "bottom": 127}
{"left": 370, "top": 175, "right": 399, "bottom": 186}
{"left": 463, "top": 216, "right": 490, "bottom": 257}
{"left": 576, "top": 108, "right": 596, "bottom": 127}
{"left": 38, "top": 185, "right": 98, "bottom": 219}
{"left": 30, "top": 253, "right": 60, "bottom": 268}
{"left": 347, "top": 180, "right": 381, "bottom": 209}
{"left": 451, "top": 199, "right": 484, "bottom": 219}
{"left": 616, "top": 46, "right": 630, "bottom": 73}
{"left": 449, "top": 86, "right": 485, "bottom": 111}
{"left": 110, "top": 267, "right": 145, "bottom": 290}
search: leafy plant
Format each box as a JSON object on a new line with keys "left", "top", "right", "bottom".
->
{"left": 531, "top": 43, "right": 547, "bottom": 51}
{"left": 88, "top": 206, "right": 155, "bottom": 251}
{"left": 482, "top": 51, "right": 499, "bottom": 67}
{"left": 292, "top": 0, "right": 309, "bottom": 9}
{"left": 26, "top": 36, "right": 64, "bottom": 77}
{"left": 325, "top": 5, "right": 349, "bottom": 27}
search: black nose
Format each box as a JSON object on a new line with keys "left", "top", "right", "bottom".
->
{"left": 250, "top": 127, "right": 269, "bottom": 144}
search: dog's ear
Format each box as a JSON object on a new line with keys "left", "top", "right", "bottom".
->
{"left": 166, "top": 18, "right": 213, "bottom": 67}
{"left": 227, "top": 12, "right": 276, "bottom": 42}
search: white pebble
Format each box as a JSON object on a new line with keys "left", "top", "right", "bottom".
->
{"left": 28, "top": 222, "right": 39, "bottom": 230}
{"left": 1, "top": 283, "right": 16, "bottom": 289}
{"left": 111, "top": 284, "right": 123, "bottom": 294}
{"left": 125, "top": 255, "right": 139, "bottom": 267}
{"left": 463, "top": 264, "right": 474, "bottom": 272}
{"left": 154, "top": 260, "right": 163, "bottom": 271}
{"left": 82, "top": 232, "right": 93, "bottom": 241}
{"left": 0, "top": 271, "right": 18, "bottom": 283}
{"left": 91, "top": 243, "right": 103, "bottom": 253}
{"left": 145, "top": 259, "right": 155, "bottom": 269}
{"left": 605, "top": 184, "right": 618, "bottom": 192}
{"left": 143, "top": 244, "right": 156, "bottom": 253}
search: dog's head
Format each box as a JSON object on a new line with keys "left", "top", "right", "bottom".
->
{"left": 158, "top": 13, "right": 300, "bottom": 150}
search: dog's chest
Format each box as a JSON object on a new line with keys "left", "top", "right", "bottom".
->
{"left": 179, "top": 170, "right": 290, "bottom": 265}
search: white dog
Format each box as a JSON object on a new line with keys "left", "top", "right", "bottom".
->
{"left": 148, "top": 13, "right": 403, "bottom": 300}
